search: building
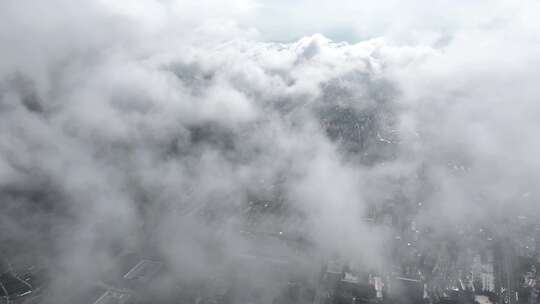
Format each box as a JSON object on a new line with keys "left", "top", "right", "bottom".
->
{"left": 93, "top": 289, "right": 134, "bottom": 304}
{"left": 472, "top": 253, "right": 495, "bottom": 292}
{"left": 387, "top": 276, "right": 424, "bottom": 304}
{"left": 123, "top": 260, "right": 163, "bottom": 284}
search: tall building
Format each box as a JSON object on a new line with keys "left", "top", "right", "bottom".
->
{"left": 472, "top": 253, "right": 495, "bottom": 292}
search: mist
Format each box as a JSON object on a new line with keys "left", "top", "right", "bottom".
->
{"left": 1, "top": 1, "right": 540, "bottom": 303}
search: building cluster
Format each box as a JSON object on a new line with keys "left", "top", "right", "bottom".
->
{"left": 0, "top": 257, "right": 45, "bottom": 304}
{"left": 2, "top": 195, "right": 540, "bottom": 304}
{"left": 88, "top": 258, "right": 164, "bottom": 304}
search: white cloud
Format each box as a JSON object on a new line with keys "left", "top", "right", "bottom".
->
{"left": 2, "top": 0, "right": 540, "bottom": 300}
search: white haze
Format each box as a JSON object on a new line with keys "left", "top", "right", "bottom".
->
{"left": 1, "top": 0, "right": 540, "bottom": 302}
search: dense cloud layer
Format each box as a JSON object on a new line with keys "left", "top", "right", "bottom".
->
{"left": 1, "top": 0, "right": 540, "bottom": 302}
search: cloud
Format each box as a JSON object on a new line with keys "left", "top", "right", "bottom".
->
{"left": 0, "top": 1, "right": 395, "bottom": 299}
{"left": 2, "top": 0, "right": 540, "bottom": 302}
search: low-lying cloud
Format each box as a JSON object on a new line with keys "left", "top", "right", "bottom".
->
{"left": 1, "top": 0, "right": 540, "bottom": 302}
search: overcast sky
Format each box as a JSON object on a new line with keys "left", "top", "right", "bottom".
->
{"left": 245, "top": 0, "right": 539, "bottom": 43}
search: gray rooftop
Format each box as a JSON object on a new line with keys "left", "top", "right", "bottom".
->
{"left": 123, "top": 259, "right": 163, "bottom": 283}
{"left": 93, "top": 290, "right": 133, "bottom": 304}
